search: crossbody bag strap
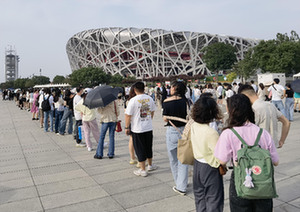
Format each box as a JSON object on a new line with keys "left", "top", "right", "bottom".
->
{"left": 231, "top": 128, "right": 248, "bottom": 147}
{"left": 254, "top": 128, "right": 263, "bottom": 146}
{"left": 168, "top": 120, "right": 183, "bottom": 136}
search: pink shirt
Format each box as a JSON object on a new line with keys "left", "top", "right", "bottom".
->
{"left": 214, "top": 122, "right": 279, "bottom": 164}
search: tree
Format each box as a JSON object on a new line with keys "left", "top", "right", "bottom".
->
{"left": 250, "top": 31, "right": 300, "bottom": 75}
{"left": 31, "top": 76, "right": 50, "bottom": 85}
{"left": 53, "top": 75, "right": 66, "bottom": 84}
{"left": 69, "top": 67, "right": 111, "bottom": 87}
{"left": 202, "top": 42, "right": 237, "bottom": 74}
{"left": 232, "top": 51, "right": 257, "bottom": 82}
{"left": 14, "top": 78, "right": 28, "bottom": 89}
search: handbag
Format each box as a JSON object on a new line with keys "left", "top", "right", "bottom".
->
{"left": 168, "top": 118, "right": 194, "bottom": 165}
{"left": 114, "top": 101, "right": 122, "bottom": 132}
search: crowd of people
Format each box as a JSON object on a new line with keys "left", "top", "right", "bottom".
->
{"left": 3, "top": 77, "right": 299, "bottom": 211}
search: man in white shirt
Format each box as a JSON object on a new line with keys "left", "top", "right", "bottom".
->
{"left": 73, "top": 87, "right": 85, "bottom": 147}
{"left": 267, "top": 78, "right": 286, "bottom": 117}
{"left": 251, "top": 80, "right": 258, "bottom": 93}
{"left": 216, "top": 83, "right": 223, "bottom": 104}
{"left": 239, "top": 84, "right": 290, "bottom": 148}
{"left": 125, "top": 82, "right": 157, "bottom": 177}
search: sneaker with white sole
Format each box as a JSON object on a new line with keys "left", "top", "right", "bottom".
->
{"left": 133, "top": 169, "right": 148, "bottom": 177}
{"left": 76, "top": 143, "right": 86, "bottom": 147}
{"left": 87, "top": 147, "right": 93, "bottom": 151}
{"left": 172, "top": 186, "right": 186, "bottom": 195}
{"left": 129, "top": 159, "right": 138, "bottom": 165}
{"left": 147, "top": 164, "right": 158, "bottom": 171}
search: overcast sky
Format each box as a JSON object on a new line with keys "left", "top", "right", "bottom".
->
{"left": 1, "top": 0, "right": 299, "bottom": 82}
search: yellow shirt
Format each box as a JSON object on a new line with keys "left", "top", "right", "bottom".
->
{"left": 190, "top": 122, "right": 220, "bottom": 168}
{"left": 74, "top": 99, "right": 97, "bottom": 122}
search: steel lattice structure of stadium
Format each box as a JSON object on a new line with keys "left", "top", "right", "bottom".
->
{"left": 66, "top": 27, "right": 259, "bottom": 78}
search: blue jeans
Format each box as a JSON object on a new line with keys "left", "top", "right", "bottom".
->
{"left": 55, "top": 109, "right": 64, "bottom": 133}
{"left": 272, "top": 100, "right": 286, "bottom": 117}
{"left": 44, "top": 110, "right": 54, "bottom": 132}
{"left": 285, "top": 98, "right": 294, "bottom": 121}
{"left": 96, "top": 122, "right": 116, "bottom": 157}
{"left": 59, "top": 108, "right": 73, "bottom": 134}
{"left": 166, "top": 126, "right": 189, "bottom": 192}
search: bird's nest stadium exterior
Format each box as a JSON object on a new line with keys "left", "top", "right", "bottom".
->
{"left": 66, "top": 27, "right": 259, "bottom": 78}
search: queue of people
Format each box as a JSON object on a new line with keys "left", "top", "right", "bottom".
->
{"left": 7, "top": 78, "right": 295, "bottom": 212}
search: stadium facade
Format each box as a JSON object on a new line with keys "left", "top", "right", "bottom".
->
{"left": 66, "top": 27, "right": 259, "bottom": 78}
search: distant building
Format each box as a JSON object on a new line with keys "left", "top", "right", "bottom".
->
{"left": 66, "top": 27, "right": 259, "bottom": 78}
{"left": 5, "top": 47, "right": 19, "bottom": 82}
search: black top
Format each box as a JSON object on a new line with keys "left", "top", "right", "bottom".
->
{"left": 163, "top": 98, "right": 187, "bottom": 127}
{"left": 286, "top": 89, "right": 294, "bottom": 98}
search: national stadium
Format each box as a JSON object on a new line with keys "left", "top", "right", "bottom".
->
{"left": 66, "top": 27, "right": 259, "bottom": 78}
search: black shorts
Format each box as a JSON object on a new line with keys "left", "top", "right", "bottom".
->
{"left": 132, "top": 131, "right": 153, "bottom": 162}
{"left": 218, "top": 96, "right": 223, "bottom": 100}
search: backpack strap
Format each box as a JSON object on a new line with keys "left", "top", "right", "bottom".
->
{"left": 231, "top": 128, "right": 263, "bottom": 147}
{"left": 254, "top": 128, "right": 263, "bottom": 146}
{"left": 231, "top": 128, "right": 248, "bottom": 147}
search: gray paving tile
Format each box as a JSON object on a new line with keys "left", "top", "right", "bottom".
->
{"left": 0, "top": 186, "right": 38, "bottom": 204}
{"left": 0, "top": 170, "right": 31, "bottom": 182}
{"left": 289, "top": 197, "right": 300, "bottom": 209}
{"left": 112, "top": 183, "right": 175, "bottom": 209}
{"left": 37, "top": 176, "right": 97, "bottom": 196}
{"left": 0, "top": 177, "right": 34, "bottom": 192}
{"left": 274, "top": 203, "right": 300, "bottom": 212}
{"left": 0, "top": 197, "right": 43, "bottom": 212}
{"left": 102, "top": 175, "right": 162, "bottom": 195}
{"left": 45, "top": 197, "right": 123, "bottom": 212}
{"left": 92, "top": 168, "right": 134, "bottom": 185}
{"left": 276, "top": 175, "right": 300, "bottom": 202}
{"left": 127, "top": 195, "right": 195, "bottom": 212}
{"left": 40, "top": 186, "right": 109, "bottom": 210}
{"left": 33, "top": 169, "right": 89, "bottom": 185}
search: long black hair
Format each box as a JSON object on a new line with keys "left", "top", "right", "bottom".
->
{"left": 170, "top": 81, "right": 189, "bottom": 106}
{"left": 224, "top": 94, "right": 255, "bottom": 130}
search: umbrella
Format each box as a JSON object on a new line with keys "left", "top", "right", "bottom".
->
{"left": 83, "top": 85, "right": 122, "bottom": 109}
{"left": 291, "top": 79, "right": 300, "bottom": 93}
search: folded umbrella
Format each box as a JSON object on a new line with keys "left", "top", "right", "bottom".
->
{"left": 83, "top": 85, "right": 122, "bottom": 109}
{"left": 291, "top": 79, "right": 300, "bottom": 93}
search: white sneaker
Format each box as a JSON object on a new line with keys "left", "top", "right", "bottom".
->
{"left": 87, "top": 147, "right": 93, "bottom": 151}
{"left": 76, "top": 143, "right": 86, "bottom": 147}
{"left": 133, "top": 169, "right": 148, "bottom": 177}
{"left": 147, "top": 164, "right": 158, "bottom": 171}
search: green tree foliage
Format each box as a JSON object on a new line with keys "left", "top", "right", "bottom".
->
{"left": 14, "top": 78, "right": 28, "bottom": 89}
{"left": 0, "top": 81, "right": 14, "bottom": 90}
{"left": 52, "top": 75, "right": 66, "bottom": 84}
{"left": 69, "top": 67, "right": 112, "bottom": 87}
{"left": 202, "top": 42, "right": 237, "bottom": 73}
{"left": 232, "top": 51, "right": 257, "bottom": 81}
{"left": 25, "top": 79, "right": 35, "bottom": 88}
{"left": 233, "top": 30, "right": 300, "bottom": 80}
{"left": 226, "top": 71, "right": 237, "bottom": 82}
{"left": 31, "top": 76, "right": 50, "bottom": 85}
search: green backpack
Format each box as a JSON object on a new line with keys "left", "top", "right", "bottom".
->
{"left": 231, "top": 128, "right": 278, "bottom": 199}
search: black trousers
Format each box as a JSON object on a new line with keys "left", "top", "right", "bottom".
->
{"left": 230, "top": 171, "right": 273, "bottom": 212}
{"left": 193, "top": 160, "right": 224, "bottom": 212}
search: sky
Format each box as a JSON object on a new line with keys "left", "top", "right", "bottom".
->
{"left": 1, "top": 0, "right": 300, "bottom": 83}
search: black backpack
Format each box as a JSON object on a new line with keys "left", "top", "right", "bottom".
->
{"left": 42, "top": 96, "right": 51, "bottom": 111}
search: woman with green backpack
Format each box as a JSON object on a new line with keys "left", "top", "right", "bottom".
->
{"left": 214, "top": 94, "right": 279, "bottom": 212}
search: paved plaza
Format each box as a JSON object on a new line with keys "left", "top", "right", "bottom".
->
{"left": 0, "top": 100, "right": 300, "bottom": 212}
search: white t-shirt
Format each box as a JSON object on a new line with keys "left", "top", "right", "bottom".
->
{"left": 225, "top": 89, "right": 234, "bottom": 99}
{"left": 217, "top": 86, "right": 223, "bottom": 97}
{"left": 252, "top": 84, "right": 258, "bottom": 93}
{"left": 73, "top": 94, "right": 82, "bottom": 120}
{"left": 268, "top": 84, "right": 285, "bottom": 101}
{"left": 125, "top": 94, "right": 156, "bottom": 133}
